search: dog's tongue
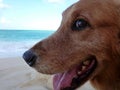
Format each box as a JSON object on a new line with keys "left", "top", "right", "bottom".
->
{"left": 53, "top": 68, "right": 77, "bottom": 90}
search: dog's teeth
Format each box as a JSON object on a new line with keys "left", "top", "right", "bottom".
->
{"left": 83, "top": 60, "right": 90, "bottom": 66}
{"left": 77, "top": 71, "right": 82, "bottom": 75}
{"left": 82, "top": 66, "right": 86, "bottom": 71}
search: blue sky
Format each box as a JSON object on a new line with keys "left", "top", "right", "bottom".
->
{"left": 0, "top": 0, "right": 78, "bottom": 30}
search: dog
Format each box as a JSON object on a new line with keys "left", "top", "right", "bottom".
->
{"left": 23, "top": 0, "right": 120, "bottom": 90}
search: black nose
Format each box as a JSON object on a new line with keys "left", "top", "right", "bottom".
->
{"left": 23, "top": 50, "right": 37, "bottom": 66}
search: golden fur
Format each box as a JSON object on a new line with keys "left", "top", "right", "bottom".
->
{"left": 31, "top": 0, "right": 120, "bottom": 90}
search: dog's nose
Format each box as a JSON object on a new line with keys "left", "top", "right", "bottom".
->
{"left": 23, "top": 50, "right": 37, "bottom": 66}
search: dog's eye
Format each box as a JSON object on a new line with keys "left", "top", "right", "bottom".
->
{"left": 72, "top": 19, "right": 90, "bottom": 31}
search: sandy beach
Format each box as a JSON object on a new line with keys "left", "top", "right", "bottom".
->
{"left": 0, "top": 57, "right": 53, "bottom": 90}
{"left": 0, "top": 57, "right": 94, "bottom": 90}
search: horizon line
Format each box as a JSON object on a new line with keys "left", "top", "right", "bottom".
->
{"left": 0, "top": 29, "right": 56, "bottom": 31}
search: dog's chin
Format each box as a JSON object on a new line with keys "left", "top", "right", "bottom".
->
{"left": 53, "top": 56, "right": 97, "bottom": 90}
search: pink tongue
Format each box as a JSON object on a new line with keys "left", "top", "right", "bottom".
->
{"left": 53, "top": 68, "right": 77, "bottom": 90}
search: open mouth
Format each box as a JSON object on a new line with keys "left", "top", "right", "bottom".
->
{"left": 53, "top": 56, "right": 97, "bottom": 90}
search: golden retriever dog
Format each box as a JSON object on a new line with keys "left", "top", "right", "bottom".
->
{"left": 23, "top": 0, "right": 120, "bottom": 90}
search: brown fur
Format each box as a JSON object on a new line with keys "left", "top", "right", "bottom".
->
{"left": 31, "top": 0, "right": 120, "bottom": 90}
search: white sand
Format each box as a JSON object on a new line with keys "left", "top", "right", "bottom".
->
{"left": 0, "top": 57, "right": 94, "bottom": 90}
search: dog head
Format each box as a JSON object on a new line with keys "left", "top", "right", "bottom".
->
{"left": 23, "top": 0, "right": 120, "bottom": 90}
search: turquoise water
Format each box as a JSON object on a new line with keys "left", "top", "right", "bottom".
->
{"left": 0, "top": 30, "right": 55, "bottom": 58}
{"left": 0, "top": 30, "right": 54, "bottom": 41}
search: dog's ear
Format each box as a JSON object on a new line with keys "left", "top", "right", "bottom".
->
{"left": 114, "top": 0, "right": 120, "bottom": 4}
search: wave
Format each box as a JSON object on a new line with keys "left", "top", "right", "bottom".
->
{"left": 0, "top": 30, "right": 55, "bottom": 58}
{"left": 0, "top": 40, "right": 41, "bottom": 58}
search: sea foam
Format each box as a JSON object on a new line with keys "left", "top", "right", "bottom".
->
{"left": 0, "top": 30, "right": 54, "bottom": 58}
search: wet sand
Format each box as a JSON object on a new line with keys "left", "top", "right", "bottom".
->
{"left": 0, "top": 57, "right": 94, "bottom": 90}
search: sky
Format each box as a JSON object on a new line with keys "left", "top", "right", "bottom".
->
{"left": 0, "top": 0, "right": 78, "bottom": 30}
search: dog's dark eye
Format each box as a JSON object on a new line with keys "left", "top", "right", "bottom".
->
{"left": 72, "top": 19, "right": 90, "bottom": 31}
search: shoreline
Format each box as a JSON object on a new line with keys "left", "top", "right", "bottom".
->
{"left": 0, "top": 57, "right": 53, "bottom": 90}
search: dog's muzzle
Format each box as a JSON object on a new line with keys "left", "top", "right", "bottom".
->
{"left": 23, "top": 50, "right": 37, "bottom": 66}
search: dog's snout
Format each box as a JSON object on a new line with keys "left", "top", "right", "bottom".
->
{"left": 23, "top": 50, "right": 37, "bottom": 66}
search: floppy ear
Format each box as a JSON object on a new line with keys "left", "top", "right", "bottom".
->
{"left": 114, "top": 0, "right": 120, "bottom": 4}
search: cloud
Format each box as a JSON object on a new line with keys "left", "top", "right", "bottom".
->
{"left": 0, "top": 17, "right": 11, "bottom": 24}
{"left": 46, "top": 0, "right": 79, "bottom": 4}
{"left": 0, "top": 0, "right": 10, "bottom": 9}
{"left": 22, "top": 18, "right": 61, "bottom": 30}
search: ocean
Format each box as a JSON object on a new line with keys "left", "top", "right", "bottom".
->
{"left": 0, "top": 30, "right": 55, "bottom": 58}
